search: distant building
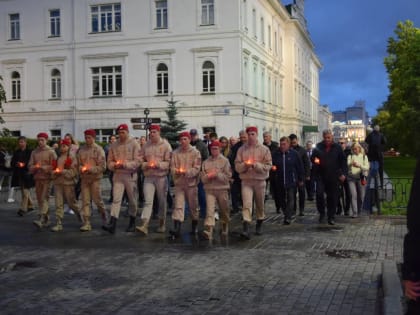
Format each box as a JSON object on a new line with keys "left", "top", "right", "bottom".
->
{"left": 0, "top": 0, "right": 321, "bottom": 142}
{"left": 332, "top": 100, "right": 369, "bottom": 125}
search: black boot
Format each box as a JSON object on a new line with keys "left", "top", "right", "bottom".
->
{"left": 255, "top": 220, "right": 263, "bottom": 235}
{"left": 190, "top": 220, "right": 198, "bottom": 235}
{"left": 169, "top": 220, "right": 181, "bottom": 238}
{"left": 102, "top": 216, "right": 117, "bottom": 234}
{"left": 126, "top": 216, "right": 136, "bottom": 232}
{"left": 241, "top": 222, "right": 250, "bottom": 240}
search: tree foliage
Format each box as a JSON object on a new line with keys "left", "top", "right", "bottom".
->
{"left": 160, "top": 95, "right": 187, "bottom": 149}
{"left": 378, "top": 20, "right": 420, "bottom": 156}
{"left": 0, "top": 76, "right": 6, "bottom": 124}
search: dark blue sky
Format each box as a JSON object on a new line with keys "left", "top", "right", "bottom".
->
{"left": 303, "top": 0, "right": 420, "bottom": 116}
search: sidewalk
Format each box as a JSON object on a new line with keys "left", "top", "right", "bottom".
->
{"left": 0, "top": 182, "right": 406, "bottom": 315}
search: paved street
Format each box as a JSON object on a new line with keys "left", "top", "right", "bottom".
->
{"left": 0, "top": 183, "right": 406, "bottom": 315}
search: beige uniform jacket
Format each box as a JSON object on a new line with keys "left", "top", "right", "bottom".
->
{"left": 78, "top": 143, "right": 106, "bottom": 181}
{"left": 170, "top": 145, "right": 201, "bottom": 187}
{"left": 51, "top": 153, "right": 79, "bottom": 185}
{"left": 200, "top": 154, "right": 231, "bottom": 190}
{"left": 107, "top": 137, "right": 140, "bottom": 174}
{"left": 28, "top": 145, "right": 57, "bottom": 180}
{"left": 140, "top": 138, "right": 172, "bottom": 177}
{"left": 235, "top": 142, "right": 272, "bottom": 181}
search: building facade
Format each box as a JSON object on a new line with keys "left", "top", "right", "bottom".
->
{"left": 0, "top": 0, "right": 321, "bottom": 142}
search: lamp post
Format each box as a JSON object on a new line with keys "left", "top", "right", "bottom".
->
{"left": 144, "top": 107, "right": 150, "bottom": 139}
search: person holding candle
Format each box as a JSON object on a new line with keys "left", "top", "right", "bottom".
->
{"left": 235, "top": 126, "right": 272, "bottom": 239}
{"left": 311, "top": 129, "right": 347, "bottom": 225}
{"left": 103, "top": 124, "right": 141, "bottom": 234}
{"left": 200, "top": 140, "right": 232, "bottom": 239}
{"left": 169, "top": 131, "right": 202, "bottom": 238}
{"left": 11, "top": 136, "right": 35, "bottom": 216}
{"left": 29, "top": 132, "right": 57, "bottom": 229}
{"left": 136, "top": 124, "right": 172, "bottom": 236}
{"left": 50, "top": 139, "right": 81, "bottom": 232}
{"left": 77, "top": 129, "right": 108, "bottom": 231}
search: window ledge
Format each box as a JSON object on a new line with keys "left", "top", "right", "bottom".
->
{"left": 90, "top": 95, "right": 122, "bottom": 99}
{"left": 154, "top": 94, "right": 169, "bottom": 97}
{"left": 88, "top": 30, "right": 121, "bottom": 35}
{"left": 8, "top": 99, "right": 21, "bottom": 102}
{"left": 48, "top": 98, "right": 62, "bottom": 101}
{"left": 200, "top": 92, "right": 216, "bottom": 95}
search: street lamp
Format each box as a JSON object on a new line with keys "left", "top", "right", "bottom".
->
{"left": 144, "top": 107, "right": 150, "bottom": 139}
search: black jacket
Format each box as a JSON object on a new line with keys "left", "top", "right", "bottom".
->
{"left": 272, "top": 149, "right": 304, "bottom": 189}
{"left": 11, "top": 147, "right": 34, "bottom": 188}
{"left": 311, "top": 141, "right": 347, "bottom": 181}
{"left": 402, "top": 158, "right": 420, "bottom": 281}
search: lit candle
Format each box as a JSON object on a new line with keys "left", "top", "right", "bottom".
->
{"left": 54, "top": 167, "right": 61, "bottom": 174}
{"left": 149, "top": 161, "right": 156, "bottom": 168}
{"left": 314, "top": 157, "right": 320, "bottom": 165}
{"left": 18, "top": 162, "right": 25, "bottom": 168}
{"left": 115, "top": 160, "right": 122, "bottom": 167}
{"left": 271, "top": 165, "right": 277, "bottom": 171}
{"left": 35, "top": 163, "right": 41, "bottom": 169}
{"left": 179, "top": 167, "right": 185, "bottom": 174}
{"left": 81, "top": 166, "right": 88, "bottom": 173}
{"left": 245, "top": 159, "right": 253, "bottom": 166}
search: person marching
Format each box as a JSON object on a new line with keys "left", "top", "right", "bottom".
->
{"left": 169, "top": 131, "right": 201, "bottom": 238}
{"left": 78, "top": 129, "right": 108, "bottom": 231}
{"left": 29, "top": 132, "right": 57, "bottom": 229}
{"left": 200, "top": 140, "right": 232, "bottom": 239}
{"left": 235, "top": 126, "right": 272, "bottom": 239}
{"left": 50, "top": 139, "right": 81, "bottom": 232}
{"left": 11, "top": 136, "right": 35, "bottom": 216}
{"left": 136, "top": 124, "right": 172, "bottom": 236}
{"left": 103, "top": 124, "right": 141, "bottom": 234}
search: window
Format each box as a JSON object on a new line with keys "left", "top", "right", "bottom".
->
{"left": 9, "top": 13, "right": 20, "bottom": 40}
{"left": 10, "top": 130, "right": 21, "bottom": 137}
{"left": 156, "top": 63, "right": 168, "bottom": 95}
{"left": 90, "top": 3, "right": 121, "bottom": 33}
{"left": 202, "top": 61, "right": 215, "bottom": 93}
{"left": 201, "top": 0, "right": 214, "bottom": 25}
{"left": 50, "top": 129, "right": 61, "bottom": 141}
{"left": 155, "top": 0, "right": 167, "bottom": 29}
{"left": 94, "top": 129, "right": 114, "bottom": 142}
{"left": 268, "top": 25, "right": 271, "bottom": 49}
{"left": 260, "top": 18, "right": 264, "bottom": 44}
{"left": 49, "top": 9, "right": 61, "bottom": 37}
{"left": 252, "top": 9, "right": 256, "bottom": 38}
{"left": 11, "top": 71, "right": 21, "bottom": 100}
{"left": 91, "top": 66, "right": 122, "bottom": 96}
{"left": 51, "top": 69, "right": 61, "bottom": 99}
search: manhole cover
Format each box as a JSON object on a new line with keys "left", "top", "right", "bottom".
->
{"left": 325, "top": 249, "right": 372, "bottom": 259}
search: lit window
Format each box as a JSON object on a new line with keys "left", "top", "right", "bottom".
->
{"left": 202, "top": 61, "right": 215, "bottom": 93}
{"left": 49, "top": 9, "right": 61, "bottom": 37}
{"left": 156, "top": 0, "right": 168, "bottom": 29}
{"left": 51, "top": 69, "right": 61, "bottom": 99}
{"left": 91, "top": 3, "right": 121, "bottom": 33}
{"left": 156, "top": 63, "right": 168, "bottom": 95}
{"left": 9, "top": 13, "right": 20, "bottom": 40}
{"left": 11, "top": 71, "right": 21, "bottom": 100}
{"left": 91, "top": 66, "right": 122, "bottom": 96}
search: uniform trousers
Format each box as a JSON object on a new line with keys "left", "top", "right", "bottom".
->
{"left": 241, "top": 179, "right": 266, "bottom": 223}
{"left": 172, "top": 184, "right": 198, "bottom": 222}
{"left": 204, "top": 189, "right": 230, "bottom": 227}
{"left": 35, "top": 179, "right": 51, "bottom": 216}
{"left": 110, "top": 172, "right": 138, "bottom": 218}
{"left": 141, "top": 175, "right": 168, "bottom": 221}
{"left": 54, "top": 184, "right": 80, "bottom": 220}
{"left": 81, "top": 178, "right": 105, "bottom": 217}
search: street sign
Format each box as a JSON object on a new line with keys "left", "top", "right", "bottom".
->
{"left": 130, "top": 117, "right": 161, "bottom": 124}
{"left": 132, "top": 124, "right": 147, "bottom": 130}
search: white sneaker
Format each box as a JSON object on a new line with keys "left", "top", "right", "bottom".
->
{"left": 7, "top": 198, "right": 15, "bottom": 203}
{"left": 215, "top": 211, "right": 219, "bottom": 221}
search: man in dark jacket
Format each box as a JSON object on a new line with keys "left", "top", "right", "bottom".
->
{"left": 403, "top": 158, "right": 420, "bottom": 314}
{"left": 311, "top": 129, "right": 347, "bottom": 225}
{"left": 289, "top": 134, "right": 310, "bottom": 216}
{"left": 228, "top": 130, "right": 247, "bottom": 213}
{"left": 272, "top": 137, "right": 304, "bottom": 225}
{"left": 263, "top": 131, "right": 279, "bottom": 207}
{"left": 365, "top": 125, "right": 386, "bottom": 187}
{"left": 11, "top": 136, "right": 35, "bottom": 216}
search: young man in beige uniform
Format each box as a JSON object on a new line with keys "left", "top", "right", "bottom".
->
{"left": 78, "top": 129, "right": 108, "bottom": 231}
{"left": 169, "top": 131, "right": 201, "bottom": 238}
{"left": 235, "top": 126, "right": 272, "bottom": 239}
{"left": 103, "top": 124, "right": 140, "bottom": 234}
{"left": 29, "top": 132, "right": 57, "bottom": 228}
{"left": 50, "top": 139, "right": 81, "bottom": 232}
{"left": 200, "top": 140, "right": 232, "bottom": 239}
{"left": 136, "top": 124, "right": 172, "bottom": 235}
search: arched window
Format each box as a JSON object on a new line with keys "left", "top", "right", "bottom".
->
{"left": 156, "top": 63, "right": 168, "bottom": 95}
{"left": 202, "top": 61, "right": 215, "bottom": 93}
{"left": 51, "top": 69, "right": 61, "bottom": 99}
{"left": 11, "top": 71, "right": 21, "bottom": 100}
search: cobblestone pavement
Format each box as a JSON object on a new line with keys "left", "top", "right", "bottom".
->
{"left": 0, "top": 184, "right": 406, "bottom": 315}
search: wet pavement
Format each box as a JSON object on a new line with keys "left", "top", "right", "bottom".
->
{"left": 0, "top": 182, "right": 406, "bottom": 314}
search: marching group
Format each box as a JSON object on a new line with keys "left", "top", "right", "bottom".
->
{"left": 0, "top": 123, "right": 386, "bottom": 240}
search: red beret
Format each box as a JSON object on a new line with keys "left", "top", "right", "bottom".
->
{"left": 179, "top": 131, "right": 191, "bottom": 139}
{"left": 246, "top": 126, "right": 258, "bottom": 134}
{"left": 37, "top": 132, "right": 48, "bottom": 139}
{"left": 209, "top": 140, "right": 221, "bottom": 148}
{"left": 116, "top": 124, "right": 129, "bottom": 132}
{"left": 60, "top": 139, "right": 71, "bottom": 146}
{"left": 84, "top": 129, "right": 96, "bottom": 137}
{"left": 149, "top": 124, "right": 160, "bottom": 132}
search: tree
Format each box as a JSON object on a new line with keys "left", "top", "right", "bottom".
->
{"left": 0, "top": 75, "right": 6, "bottom": 124}
{"left": 160, "top": 93, "right": 187, "bottom": 148}
{"left": 380, "top": 20, "right": 420, "bottom": 155}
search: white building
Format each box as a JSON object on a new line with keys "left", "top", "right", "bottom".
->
{"left": 0, "top": 0, "right": 321, "bottom": 142}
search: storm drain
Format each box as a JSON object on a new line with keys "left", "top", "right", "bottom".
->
{"left": 0, "top": 260, "right": 39, "bottom": 273}
{"left": 325, "top": 249, "right": 372, "bottom": 259}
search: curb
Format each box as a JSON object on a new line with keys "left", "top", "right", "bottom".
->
{"left": 382, "top": 260, "right": 404, "bottom": 315}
